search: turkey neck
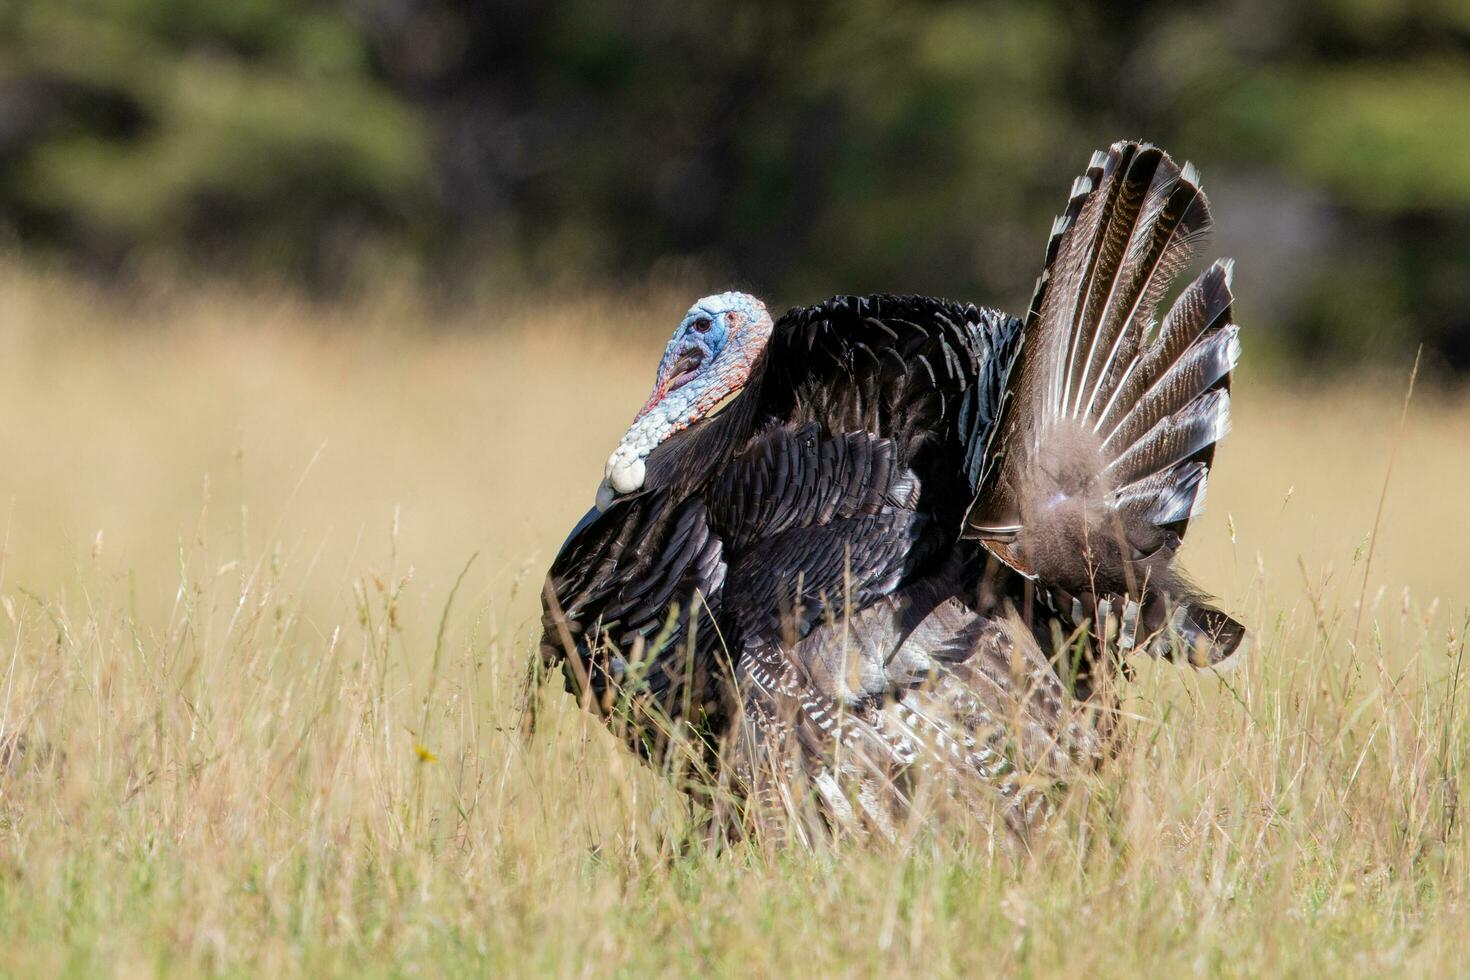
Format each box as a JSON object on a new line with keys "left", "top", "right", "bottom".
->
{"left": 641, "top": 352, "right": 772, "bottom": 500}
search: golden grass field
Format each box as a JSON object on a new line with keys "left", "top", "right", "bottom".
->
{"left": 1, "top": 265, "right": 1468, "bottom": 976}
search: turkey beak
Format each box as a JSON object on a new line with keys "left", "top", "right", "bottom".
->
{"left": 556, "top": 504, "right": 603, "bottom": 562}
{"left": 664, "top": 347, "right": 705, "bottom": 393}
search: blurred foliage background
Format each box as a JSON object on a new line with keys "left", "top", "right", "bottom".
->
{"left": 1, "top": 0, "right": 1468, "bottom": 370}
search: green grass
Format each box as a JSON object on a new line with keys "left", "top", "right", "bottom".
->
{"left": 0, "top": 267, "right": 1467, "bottom": 976}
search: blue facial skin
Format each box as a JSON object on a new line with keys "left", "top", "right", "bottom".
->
{"left": 662, "top": 302, "right": 733, "bottom": 388}
{"left": 684, "top": 302, "right": 731, "bottom": 348}
{"left": 660, "top": 291, "right": 768, "bottom": 388}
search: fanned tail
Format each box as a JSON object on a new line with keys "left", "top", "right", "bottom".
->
{"left": 966, "top": 141, "right": 1245, "bottom": 668}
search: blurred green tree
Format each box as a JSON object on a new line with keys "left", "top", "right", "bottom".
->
{"left": 0, "top": 0, "right": 426, "bottom": 281}
{"left": 1, "top": 0, "right": 1467, "bottom": 369}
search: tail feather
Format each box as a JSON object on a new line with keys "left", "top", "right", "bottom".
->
{"left": 1082, "top": 168, "right": 1211, "bottom": 421}
{"left": 1057, "top": 146, "right": 1150, "bottom": 421}
{"left": 1108, "top": 386, "right": 1230, "bottom": 488}
{"left": 1101, "top": 320, "right": 1238, "bottom": 456}
{"left": 1111, "top": 461, "right": 1208, "bottom": 529}
{"left": 966, "top": 141, "right": 1244, "bottom": 667}
{"left": 1097, "top": 260, "right": 1234, "bottom": 440}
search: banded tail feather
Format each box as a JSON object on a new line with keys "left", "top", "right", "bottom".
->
{"left": 967, "top": 141, "right": 1245, "bottom": 668}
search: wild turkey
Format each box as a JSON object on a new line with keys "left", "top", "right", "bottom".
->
{"left": 539, "top": 141, "right": 1245, "bottom": 844}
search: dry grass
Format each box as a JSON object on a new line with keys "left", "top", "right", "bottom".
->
{"left": 0, "top": 265, "right": 1468, "bottom": 976}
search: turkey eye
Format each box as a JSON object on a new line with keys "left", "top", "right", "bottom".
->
{"left": 692, "top": 317, "right": 712, "bottom": 333}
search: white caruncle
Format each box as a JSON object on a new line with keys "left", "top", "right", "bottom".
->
{"left": 603, "top": 406, "right": 675, "bottom": 495}
{"left": 594, "top": 403, "right": 675, "bottom": 509}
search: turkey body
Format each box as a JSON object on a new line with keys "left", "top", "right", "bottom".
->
{"left": 540, "top": 143, "right": 1245, "bottom": 843}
